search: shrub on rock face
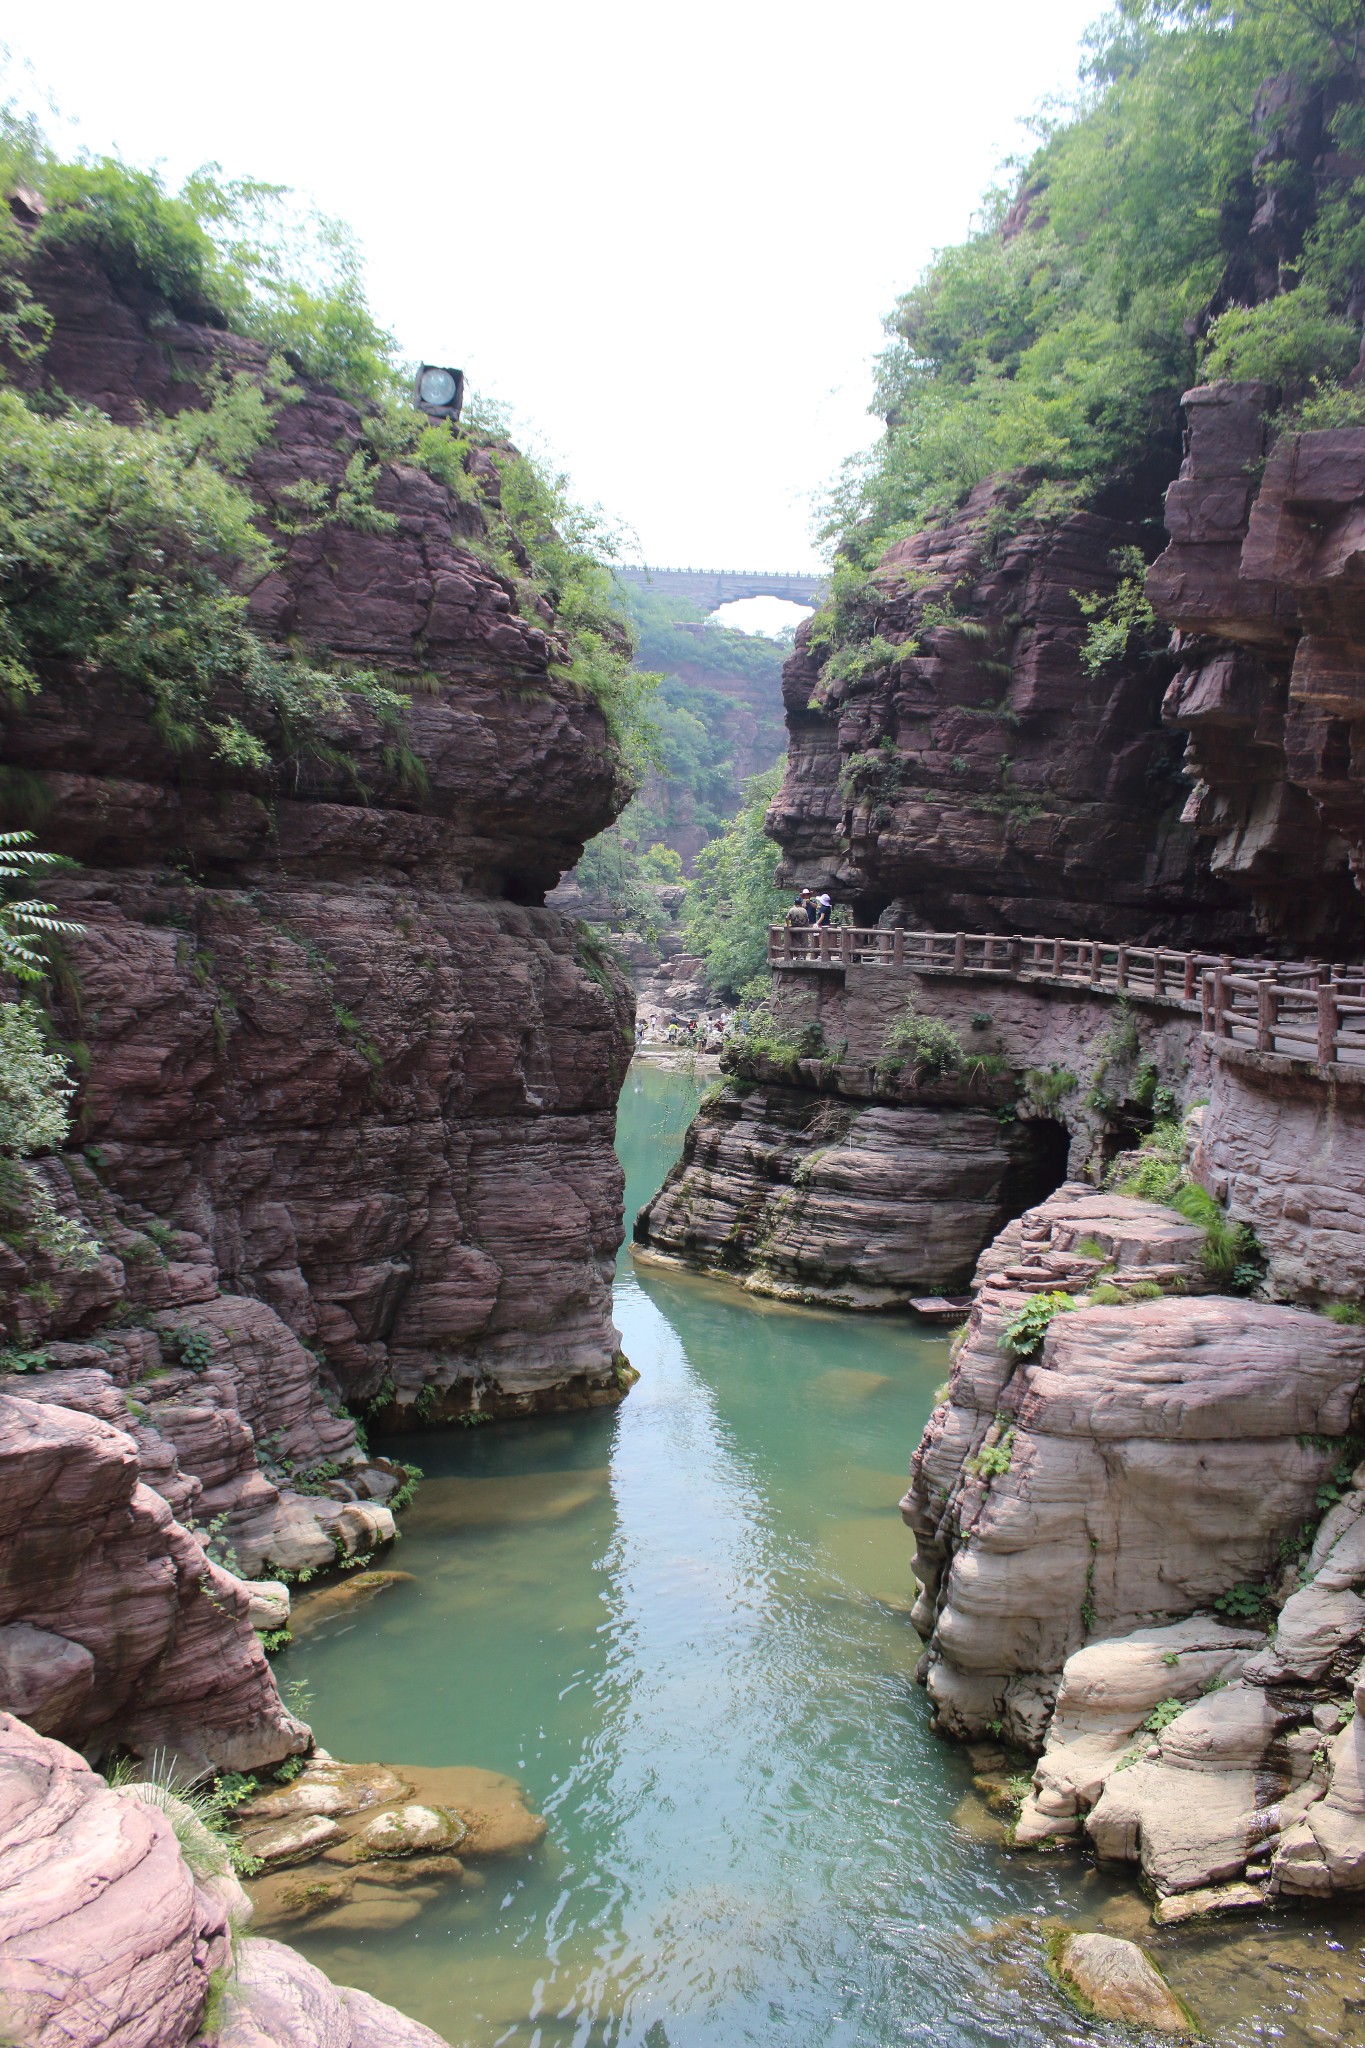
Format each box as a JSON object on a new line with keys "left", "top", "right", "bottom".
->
{"left": 879, "top": 1004, "right": 963, "bottom": 1083}
{"left": 1002, "top": 1290, "right": 1076, "bottom": 1359}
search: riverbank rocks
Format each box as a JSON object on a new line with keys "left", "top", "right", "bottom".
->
{"left": 904, "top": 1186, "right": 1365, "bottom": 1750}
{"left": 0, "top": 1711, "right": 233, "bottom": 2048}
{"left": 0, "top": 1714, "right": 447, "bottom": 2048}
{"left": 242, "top": 1756, "right": 545, "bottom": 1934}
{"left": 0, "top": 1394, "right": 306, "bottom": 1775}
{"left": 1047, "top": 1931, "right": 1196, "bottom": 2034}
{"left": 203, "top": 1937, "right": 449, "bottom": 2048}
{"left": 633, "top": 1081, "right": 1061, "bottom": 1305}
{"left": 908, "top": 1184, "right": 1365, "bottom": 1908}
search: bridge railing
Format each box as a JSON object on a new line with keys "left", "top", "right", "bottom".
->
{"left": 766, "top": 925, "right": 1365, "bottom": 1066}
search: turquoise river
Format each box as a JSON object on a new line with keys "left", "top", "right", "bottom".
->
{"left": 275, "top": 1061, "right": 1365, "bottom": 2047}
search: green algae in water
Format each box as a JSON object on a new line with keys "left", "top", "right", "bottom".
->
{"left": 271, "top": 1063, "right": 1365, "bottom": 2047}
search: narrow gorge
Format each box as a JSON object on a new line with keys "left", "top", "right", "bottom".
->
{"left": 5, "top": 4, "right": 1365, "bottom": 2045}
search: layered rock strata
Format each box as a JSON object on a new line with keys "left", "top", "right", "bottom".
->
{"left": 0, "top": 1712, "right": 447, "bottom": 2048}
{"left": 769, "top": 482, "right": 1257, "bottom": 943}
{"left": 635, "top": 960, "right": 1206, "bottom": 1303}
{"left": 0, "top": 1391, "right": 307, "bottom": 1775}
{"left": 0, "top": 235, "right": 635, "bottom": 1425}
{"left": 1151, "top": 387, "right": 1365, "bottom": 946}
{"left": 903, "top": 1185, "right": 1365, "bottom": 1905}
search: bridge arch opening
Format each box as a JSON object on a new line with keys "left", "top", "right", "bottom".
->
{"left": 707, "top": 595, "right": 813, "bottom": 638}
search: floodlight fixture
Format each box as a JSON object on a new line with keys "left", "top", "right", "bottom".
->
{"left": 414, "top": 364, "right": 465, "bottom": 422}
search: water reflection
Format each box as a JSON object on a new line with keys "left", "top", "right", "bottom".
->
{"left": 273, "top": 1062, "right": 1365, "bottom": 2047}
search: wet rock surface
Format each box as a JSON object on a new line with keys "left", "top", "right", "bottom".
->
{"left": 243, "top": 1754, "right": 546, "bottom": 1938}
{"left": 1048, "top": 1930, "right": 1196, "bottom": 2033}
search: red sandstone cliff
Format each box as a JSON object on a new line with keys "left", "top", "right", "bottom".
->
{"left": 0, "top": 238, "right": 636, "bottom": 1429}
{"left": 769, "top": 480, "right": 1263, "bottom": 945}
{"left": 1150, "top": 384, "right": 1365, "bottom": 943}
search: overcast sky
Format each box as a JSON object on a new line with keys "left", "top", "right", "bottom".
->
{"left": 8, "top": 0, "right": 1102, "bottom": 573}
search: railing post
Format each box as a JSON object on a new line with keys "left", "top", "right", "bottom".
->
{"left": 1317, "top": 984, "right": 1338, "bottom": 1066}
{"left": 1183, "top": 954, "right": 1197, "bottom": 1001}
{"left": 1008, "top": 938, "right": 1022, "bottom": 976}
{"left": 893, "top": 927, "right": 905, "bottom": 967}
{"left": 777, "top": 924, "right": 790, "bottom": 965}
{"left": 1256, "top": 977, "right": 1276, "bottom": 1053}
{"left": 953, "top": 931, "right": 967, "bottom": 972}
{"left": 841, "top": 924, "right": 853, "bottom": 967}
{"left": 1116, "top": 945, "right": 1128, "bottom": 991}
{"left": 1212, "top": 970, "right": 1228, "bottom": 1037}
{"left": 1152, "top": 952, "right": 1165, "bottom": 999}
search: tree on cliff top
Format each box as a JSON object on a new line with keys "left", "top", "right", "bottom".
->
{"left": 0, "top": 103, "right": 658, "bottom": 785}
{"left": 824, "top": 0, "right": 1365, "bottom": 565}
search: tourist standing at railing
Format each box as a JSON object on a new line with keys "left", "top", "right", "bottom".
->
{"left": 784, "top": 893, "right": 813, "bottom": 929}
{"left": 814, "top": 893, "right": 833, "bottom": 927}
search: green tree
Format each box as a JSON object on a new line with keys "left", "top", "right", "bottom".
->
{"left": 821, "top": 0, "right": 1365, "bottom": 568}
{"left": 681, "top": 767, "right": 787, "bottom": 999}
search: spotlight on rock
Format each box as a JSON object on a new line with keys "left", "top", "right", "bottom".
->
{"left": 414, "top": 364, "right": 465, "bottom": 422}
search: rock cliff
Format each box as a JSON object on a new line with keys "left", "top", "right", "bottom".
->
{"left": 0, "top": 232, "right": 636, "bottom": 1427}
{"left": 904, "top": 1183, "right": 1365, "bottom": 1908}
{"left": 1151, "top": 386, "right": 1365, "bottom": 946}
{"left": 769, "top": 483, "right": 1259, "bottom": 944}
{"left": 635, "top": 958, "right": 1207, "bottom": 1303}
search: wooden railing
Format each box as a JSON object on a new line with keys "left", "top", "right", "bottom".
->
{"left": 767, "top": 925, "right": 1365, "bottom": 1069}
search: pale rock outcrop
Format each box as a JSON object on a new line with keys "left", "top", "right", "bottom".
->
{"left": 912, "top": 1186, "right": 1365, "bottom": 1907}
{"left": 206, "top": 1938, "right": 447, "bottom": 2048}
{"left": 0, "top": 1710, "right": 235, "bottom": 2048}
{"left": 0, "top": 1395, "right": 306, "bottom": 1774}
{"left": 903, "top": 1186, "right": 1365, "bottom": 1751}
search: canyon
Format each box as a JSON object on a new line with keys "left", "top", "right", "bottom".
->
{"left": 636, "top": 376, "right": 1365, "bottom": 1917}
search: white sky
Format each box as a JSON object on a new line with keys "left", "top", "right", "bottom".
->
{"left": 7, "top": 0, "right": 1101, "bottom": 574}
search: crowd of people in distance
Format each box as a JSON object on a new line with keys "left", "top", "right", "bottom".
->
{"left": 635, "top": 1008, "right": 737, "bottom": 1052}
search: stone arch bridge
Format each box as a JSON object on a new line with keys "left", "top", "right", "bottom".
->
{"left": 615, "top": 565, "right": 827, "bottom": 612}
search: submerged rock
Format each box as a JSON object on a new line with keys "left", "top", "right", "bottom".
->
{"left": 287, "top": 1570, "right": 414, "bottom": 1638}
{"left": 244, "top": 1755, "right": 545, "bottom": 1930}
{"left": 343, "top": 1803, "right": 467, "bottom": 1861}
{"left": 1047, "top": 1931, "right": 1196, "bottom": 2034}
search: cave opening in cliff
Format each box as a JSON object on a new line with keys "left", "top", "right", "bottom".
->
{"left": 998, "top": 1117, "right": 1072, "bottom": 1226}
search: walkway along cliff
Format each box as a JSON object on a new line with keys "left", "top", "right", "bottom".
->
{"left": 635, "top": 376, "right": 1365, "bottom": 1914}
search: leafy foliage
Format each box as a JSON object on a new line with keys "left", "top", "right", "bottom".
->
{"left": 879, "top": 1003, "right": 964, "bottom": 1083}
{"left": 822, "top": 1, "right": 1365, "bottom": 566}
{"left": 680, "top": 767, "right": 787, "bottom": 998}
{"left": 1075, "top": 547, "right": 1163, "bottom": 676}
{"left": 0, "top": 107, "right": 653, "bottom": 780}
{"left": 0, "top": 997, "right": 100, "bottom": 1273}
{"left": 1003, "top": 1290, "right": 1077, "bottom": 1359}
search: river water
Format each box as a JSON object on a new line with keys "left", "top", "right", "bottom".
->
{"left": 277, "top": 1061, "right": 1365, "bottom": 2046}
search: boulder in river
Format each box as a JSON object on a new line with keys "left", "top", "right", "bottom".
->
{"left": 1046, "top": 1930, "right": 1197, "bottom": 2033}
